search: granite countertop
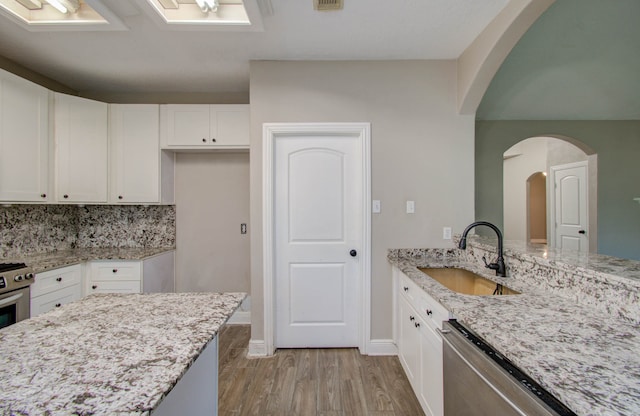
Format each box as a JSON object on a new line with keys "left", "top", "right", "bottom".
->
{"left": 0, "top": 247, "right": 176, "bottom": 274}
{"left": 0, "top": 292, "right": 244, "bottom": 415}
{"left": 388, "top": 250, "right": 640, "bottom": 416}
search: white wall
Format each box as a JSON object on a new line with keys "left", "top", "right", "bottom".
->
{"left": 249, "top": 60, "right": 475, "bottom": 342}
{"left": 503, "top": 137, "right": 549, "bottom": 241}
{"left": 174, "top": 152, "right": 250, "bottom": 293}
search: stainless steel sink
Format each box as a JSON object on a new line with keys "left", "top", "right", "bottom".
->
{"left": 418, "top": 267, "right": 520, "bottom": 296}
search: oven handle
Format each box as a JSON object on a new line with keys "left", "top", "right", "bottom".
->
{"left": 440, "top": 326, "right": 528, "bottom": 416}
{"left": 0, "top": 292, "right": 24, "bottom": 307}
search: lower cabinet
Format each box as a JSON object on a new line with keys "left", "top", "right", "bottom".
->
{"left": 395, "top": 267, "right": 446, "bottom": 416}
{"left": 87, "top": 261, "right": 142, "bottom": 294}
{"left": 31, "top": 264, "right": 83, "bottom": 317}
{"left": 86, "top": 252, "right": 175, "bottom": 295}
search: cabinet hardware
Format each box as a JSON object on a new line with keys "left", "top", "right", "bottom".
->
{"left": 40, "top": 193, "right": 46, "bottom": 198}
{"left": 56, "top": 277, "right": 62, "bottom": 282}
{"left": 350, "top": 249, "right": 357, "bottom": 257}
{"left": 92, "top": 285, "right": 98, "bottom": 289}
{"left": 414, "top": 322, "right": 420, "bottom": 328}
{"left": 409, "top": 316, "right": 415, "bottom": 321}
{"left": 118, "top": 195, "right": 123, "bottom": 200}
{"left": 212, "top": 138, "right": 216, "bottom": 142}
{"left": 426, "top": 309, "right": 433, "bottom": 316}
{"left": 403, "top": 287, "right": 409, "bottom": 292}
{"left": 55, "top": 303, "right": 61, "bottom": 307}
{"left": 63, "top": 194, "right": 69, "bottom": 199}
{"left": 202, "top": 138, "right": 206, "bottom": 142}
{"left": 112, "top": 269, "right": 118, "bottom": 273}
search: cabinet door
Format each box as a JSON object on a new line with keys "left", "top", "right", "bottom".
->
{"left": 55, "top": 93, "right": 108, "bottom": 203}
{"left": 110, "top": 104, "right": 160, "bottom": 203}
{"left": 398, "top": 296, "right": 421, "bottom": 386}
{"left": 0, "top": 70, "right": 49, "bottom": 202}
{"left": 419, "top": 324, "right": 444, "bottom": 416}
{"left": 211, "top": 105, "right": 249, "bottom": 147}
{"left": 31, "top": 284, "right": 82, "bottom": 317}
{"left": 88, "top": 280, "right": 141, "bottom": 294}
{"left": 163, "top": 104, "right": 211, "bottom": 146}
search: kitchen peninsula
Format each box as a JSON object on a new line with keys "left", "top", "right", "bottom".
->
{"left": 389, "top": 237, "right": 640, "bottom": 416}
{"left": 0, "top": 292, "right": 245, "bottom": 415}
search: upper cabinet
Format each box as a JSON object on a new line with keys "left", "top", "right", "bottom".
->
{"left": 54, "top": 93, "right": 108, "bottom": 203}
{"left": 160, "top": 104, "right": 249, "bottom": 150}
{"left": 0, "top": 69, "right": 50, "bottom": 202}
{"left": 109, "top": 104, "right": 174, "bottom": 204}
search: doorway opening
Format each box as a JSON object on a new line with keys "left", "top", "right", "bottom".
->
{"left": 527, "top": 172, "right": 547, "bottom": 244}
{"left": 503, "top": 135, "right": 597, "bottom": 253}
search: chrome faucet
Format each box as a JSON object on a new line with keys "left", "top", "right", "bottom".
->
{"left": 458, "top": 221, "right": 506, "bottom": 277}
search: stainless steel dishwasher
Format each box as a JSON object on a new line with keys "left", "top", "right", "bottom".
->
{"left": 440, "top": 320, "right": 577, "bottom": 416}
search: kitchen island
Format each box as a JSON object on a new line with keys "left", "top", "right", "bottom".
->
{"left": 0, "top": 292, "right": 245, "bottom": 415}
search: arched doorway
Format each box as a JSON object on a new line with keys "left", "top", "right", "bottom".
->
{"left": 503, "top": 136, "right": 597, "bottom": 253}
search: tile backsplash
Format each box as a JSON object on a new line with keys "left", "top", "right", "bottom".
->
{"left": 0, "top": 205, "right": 175, "bottom": 257}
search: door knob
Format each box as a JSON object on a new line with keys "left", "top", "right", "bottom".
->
{"left": 578, "top": 230, "right": 586, "bottom": 234}
{"left": 349, "top": 249, "right": 357, "bottom": 257}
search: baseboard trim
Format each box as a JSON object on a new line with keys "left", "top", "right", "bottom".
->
{"left": 247, "top": 340, "right": 268, "bottom": 357}
{"left": 227, "top": 310, "right": 251, "bottom": 325}
{"left": 366, "top": 339, "right": 397, "bottom": 356}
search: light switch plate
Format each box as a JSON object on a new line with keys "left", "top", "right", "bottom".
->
{"left": 443, "top": 227, "right": 452, "bottom": 240}
{"left": 372, "top": 200, "right": 381, "bottom": 213}
{"left": 406, "top": 200, "right": 415, "bottom": 214}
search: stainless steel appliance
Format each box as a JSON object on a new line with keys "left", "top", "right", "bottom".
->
{"left": 0, "top": 263, "right": 33, "bottom": 329}
{"left": 441, "top": 320, "right": 577, "bottom": 416}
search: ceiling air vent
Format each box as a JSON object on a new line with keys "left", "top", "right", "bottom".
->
{"left": 314, "top": 0, "right": 343, "bottom": 11}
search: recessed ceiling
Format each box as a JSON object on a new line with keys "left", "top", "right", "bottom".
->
{"left": 0, "top": 0, "right": 510, "bottom": 96}
{"left": 0, "top": 0, "right": 127, "bottom": 30}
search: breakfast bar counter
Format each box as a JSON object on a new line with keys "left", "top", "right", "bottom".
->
{"left": 0, "top": 292, "right": 245, "bottom": 415}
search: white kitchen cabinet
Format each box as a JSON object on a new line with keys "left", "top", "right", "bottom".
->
{"left": 109, "top": 104, "right": 174, "bottom": 204}
{"left": 31, "top": 264, "right": 83, "bottom": 317}
{"left": 160, "top": 104, "right": 249, "bottom": 149}
{"left": 87, "top": 261, "right": 142, "bottom": 294}
{"left": 55, "top": 93, "right": 108, "bottom": 203}
{"left": 87, "top": 252, "right": 175, "bottom": 295}
{"left": 394, "top": 267, "right": 447, "bottom": 416}
{"left": 0, "top": 69, "right": 50, "bottom": 202}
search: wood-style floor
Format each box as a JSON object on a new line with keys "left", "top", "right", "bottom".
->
{"left": 218, "top": 325, "right": 424, "bottom": 416}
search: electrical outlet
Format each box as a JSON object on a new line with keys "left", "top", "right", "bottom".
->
{"left": 443, "top": 227, "right": 452, "bottom": 240}
{"left": 372, "top": 200, "right": 381, "bottom": 213}
{"left": 406, "top": 200, "right": 415, "bottom": 214}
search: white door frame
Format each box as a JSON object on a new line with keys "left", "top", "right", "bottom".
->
{"left": 549, "top": 160, "right": 589, "bottom": 250}
{"left": 262, "top": 122, "right": 371, "bottom": 356}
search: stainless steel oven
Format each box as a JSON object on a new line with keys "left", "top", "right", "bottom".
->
{"left": 0, "top": 263, "right": 34, "bottom": 329}
{"left": 441, "top": 320, "right": 577, "bottom": 416}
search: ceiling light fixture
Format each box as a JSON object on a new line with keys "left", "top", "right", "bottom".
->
{"left": 15, "top": 0, "right": 42, "bottom": 9}
{"left": 194, "top": 0, "right": 219, "bottom": 13}
{"left": 44, "top": 0, "right": 79, "bottom": 14}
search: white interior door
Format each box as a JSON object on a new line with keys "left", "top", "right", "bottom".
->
{"left": 551, "top": 162, "right": 588, "bottom": 252}
{"left": 274, "top": 132, "right": 364, "bottom": 348}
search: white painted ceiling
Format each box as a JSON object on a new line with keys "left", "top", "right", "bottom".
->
{"left": 0, "top": 0, "right": 509, "bottom": 95}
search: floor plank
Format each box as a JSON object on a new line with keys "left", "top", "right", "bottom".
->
{"left": 218, "top": 325, "right": 425, "bottom": 416}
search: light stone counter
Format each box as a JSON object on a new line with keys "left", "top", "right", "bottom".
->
{"left": 0, "top": 292, "right": 245, "bottom": 415}
{"left": 0, "top": 247, "right": 175, "bottom": 274}
{"left": 388, "top": 241, "right": 640, "bottom": 416}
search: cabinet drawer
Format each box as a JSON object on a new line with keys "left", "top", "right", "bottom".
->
{"left": 398, "top": 271, "right": 422, "bottom": 304}
{"left": 416, "top": 292, "right": 450, "bottom": 331}
{"left": 91, "top": 262, "right": 141, "bottom": 281}
{"left": 31, "top": 284, "right": 82, "bottom": 317}
{"left": 32, "top": 265, "right": 82, "bottom": 298}
{"left": 88, "top": 280, "right": 140, "bottom": 294}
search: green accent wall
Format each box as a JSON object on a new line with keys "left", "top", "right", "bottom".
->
{"left": 476, "top": 120, "right": 640, "bottom": 260}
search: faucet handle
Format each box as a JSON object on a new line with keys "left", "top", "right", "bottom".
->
{"left": 482, "top": 256, "right": 500, "bottom": 272}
